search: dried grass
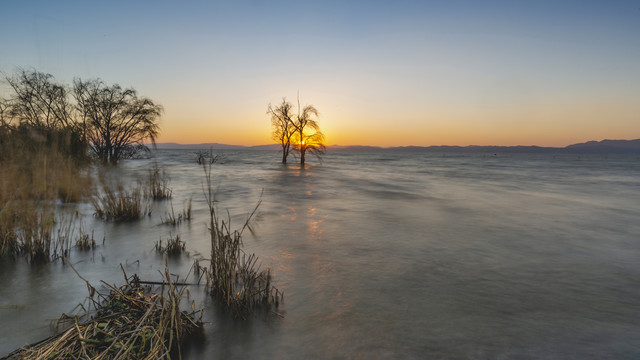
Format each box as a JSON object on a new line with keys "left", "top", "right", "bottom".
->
{"left": 199, "top": 163, "right": 282, "bottom": 317}
{"left": 92, "top": 184, "right": 147, "bottom": 222}
{"left": 144, "top": 163, "right": 172, "bottom": 200}
{"left": 3, "top": 262, "right": 202, "bottom": 359}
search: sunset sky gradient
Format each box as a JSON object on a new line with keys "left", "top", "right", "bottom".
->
{"left": 1, "top": 0, "right": 639, "bottom": 147}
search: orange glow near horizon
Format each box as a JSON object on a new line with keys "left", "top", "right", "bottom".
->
{"left": 156, "top": 96, "right": 639, "bottom": 148}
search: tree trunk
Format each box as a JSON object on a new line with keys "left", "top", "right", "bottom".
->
{"left": 281, "top": 144, "right": 288, "bottom": 164}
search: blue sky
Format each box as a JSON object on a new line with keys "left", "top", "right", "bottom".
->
{"left": 1, "top": 0, "right": 639, "bottom": 146}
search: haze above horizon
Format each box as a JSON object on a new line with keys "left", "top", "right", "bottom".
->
{"left": 2, "top": 1, "right": 639, "bottom": 148}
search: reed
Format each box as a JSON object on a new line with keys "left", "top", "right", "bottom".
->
{"left": 155, "top": 233, "right": 186, "bottom": 256}
{"left": 144, "top": 163, "right": 172, "bottom": 200}
{"left": 92, "top": 184, "right": 147, "bottom": 222}
{"left": 4, "top": 262, "right": 202, "bottom": 359}
{"left": 0, "top": 125, "right": 92, "bottom": 261}
{"left": 160, "top": 198, "right": 192, "bottom": 226}
{"left": 200, "top": 163, "right": 282, "bottom": 317}
{"left": 75, "top": 222, "right": 97, "bottom": 250}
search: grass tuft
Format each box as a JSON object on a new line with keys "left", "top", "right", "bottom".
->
{"left": 92, "top": 184, "right": 147, "bottom": 222}
{"left": 156, "top": 233, "right": 186, "bottom": 256}
{"left": 144, "top": 163, "right": 172, "bottom": 200}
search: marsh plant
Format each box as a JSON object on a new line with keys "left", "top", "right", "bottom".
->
{"left": 4, "top": 263, "right": 202, "bottom": 359}
{"left": 160, "top": 198, "right": 192, "bottom": 226}
{"left": 155, "top": 233, "right": 186, "bottom": 256}
{"left": 74, "top": 222, "right": 98, "bottom": 250}
{"left": 92, "top": 183, "right": 148, "bottom": 222}
{"left": 200, "top": 163, "right": 282, "bottom": 317}
{"left": 144, "top": 163, "right": 172, "bottom": 200}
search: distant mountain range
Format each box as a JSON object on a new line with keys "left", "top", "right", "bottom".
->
{"left": 156, "top": 139, "right": 640, "bottom": 154}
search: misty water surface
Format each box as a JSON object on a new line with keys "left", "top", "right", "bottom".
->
{"left": 1, "top": 150, "right": 639, "bottom": 359}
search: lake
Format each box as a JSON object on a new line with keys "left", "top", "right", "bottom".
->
{"left": 1, "top": 150, "right": 640, "bottom": 359}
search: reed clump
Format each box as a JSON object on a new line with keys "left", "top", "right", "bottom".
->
{"left": 75, "top": 223, "right": 98, "bottom": 250}
{"left": 156, "top": 234, "right": 186, "bottom": 256}
{"left": 1, "top": 200, "right": 81, "bottom": 263}
{"left": 92, "top": 184, "right": 147, "bottom": 222}
{"left": 0, "top": 124, "right": 92, "bottom": 261}
{"left": 200, "top": 164, "right": 282, "bottom": 317}
{"left": 144, "top": 163, "right": 172, "bottom": 200}
{"left": 3, "top": 264, "right": 202, "bottom": 359}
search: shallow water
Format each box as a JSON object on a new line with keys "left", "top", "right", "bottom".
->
{"left": 2, "top": 150, "right": 640, "bottom": 359}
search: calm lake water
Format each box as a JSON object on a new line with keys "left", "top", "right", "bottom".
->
{"left": 1, "top": 150, "right": 640, "bottom": 359}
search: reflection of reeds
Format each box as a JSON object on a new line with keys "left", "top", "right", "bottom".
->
{"left": 4, "top": 262, "right": 202, "bottom": 359}
{"left": 200, "top": 163, "right": 281, "bottom": 317}
{"left": 92, "top": 184, "right": 147, "bottom": 222}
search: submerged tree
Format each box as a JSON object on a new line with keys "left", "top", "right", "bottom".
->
{"left": 268, "top": 95, "right": 325, "bottom": 166}
{"left": 74, "top": 78, "right": 162, "bottom": 164}
{"left": 293, "top": 97, "right": 325, "bottom": 166}
{"left": 267, "top": 98, "right": 296, "bottom": 164}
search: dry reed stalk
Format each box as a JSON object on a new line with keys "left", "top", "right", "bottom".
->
{"left": 155, "top": 234, "right": 186, "bottom": 256}
{"left": 160, "top": 198, "right": 192, "bottom": 226}
{"left": 92, "top": 184, "right": 147, "bottom": 222}
{"left": 3, "top": 261, "right": 202, "bottom": 360}
{"left": 144, "top": 163, "right": 172, "bottom": 200}
{"left": 200, "top": 163, "right": 282, "bottom": 317}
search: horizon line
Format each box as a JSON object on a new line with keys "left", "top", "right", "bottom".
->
{"left": 153, "top": 138, "right": 639, "bottom": 149}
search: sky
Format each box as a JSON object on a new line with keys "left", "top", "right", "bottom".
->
{"left": 1, "top": 0, "right": 639, "bottom": 147}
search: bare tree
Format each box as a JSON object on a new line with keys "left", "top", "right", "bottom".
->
{"left": 268, "top": 98, "right": 296, "bottom": 164}
{"left": 3, "top": 69, "right": 73, "bottom": 129}
{"left": 293, "top": 97, "right": 325, "bottom": 166}
{"left": 73, "top": 78, "right": 162, "bottom": 164}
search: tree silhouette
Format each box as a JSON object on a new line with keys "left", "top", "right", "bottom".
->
{"left": 3, "top": 69, "right": 73, "bottom": 129}
{"left": 293, "top": 97, "right": 325, "bottom": 166}
{"left": 267, "top": 98, "right": 296, "bottom": 164}
{"left": 268, "top": 95, "right": 326, "bottom": 166}
{"left": 73, "top": 78, "right": 162, "bottom": 164}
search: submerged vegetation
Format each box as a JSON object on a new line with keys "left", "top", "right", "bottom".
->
{"left": 0, "top": 68, "right": 160, "bottom": 261}
{"left": 156, "top": 233, "right": 186, "bottom": 256}
{"left": 200, "top": 164, "right": 282, "bottom": 317}
{"left": 0, "top": 120, "right": 92, "bottom": 262}
{"left": 92, "top": 184, "right": 147, "bottom": 222}
{"left": 268, "top": 95, "right": 326, "bottom": 165}
{"left": 1, "top": 67, "right": 283, "bottom": 357}
{"left": 144, "top": 163, "right": 172, "bottom": 200}
{"left": 160, "top": 198, "right": 192, "bottom": 226}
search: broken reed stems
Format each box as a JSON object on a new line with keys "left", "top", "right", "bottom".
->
{"left": 5, "top": 261, "right": 202, "bottom": 360}
{"left": 200, "top": 163, "right": 281, "bottom": 317}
